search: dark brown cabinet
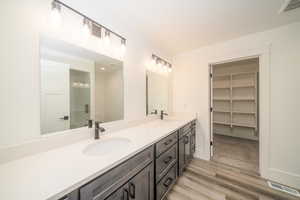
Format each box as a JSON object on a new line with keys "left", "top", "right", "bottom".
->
{"left": 155, "top": 131, "right": 178, "bottom": 200}
{"left": 80, "top": 146, "right": 154, "bottom": 200}
{"left": 156, "top": 164, "right": 177, "bottom": 200}
{"left": 55, "top": 120, "right": 196, "bottom": 200}
{"left": 178, "top": 121, "right": 196, "bottom": 176}
{"left": 105, "top": 164, "right": 154, "bottom": 200}
{"left": 178, "top": 134, "right": 191, "bottom": 176}
{"left": 128, "top": 164, "right": 154, "bottom": 200}
{"left": 105, "top": 185, "right": 128, "bottom": 200}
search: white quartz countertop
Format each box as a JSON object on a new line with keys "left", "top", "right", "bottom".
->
{"left": 0, "top": 117, "right": 195, "bottom": 200}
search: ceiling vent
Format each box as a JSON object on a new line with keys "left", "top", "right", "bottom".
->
{"left": 279, "top": 0, "right": 300, "bottom": 13}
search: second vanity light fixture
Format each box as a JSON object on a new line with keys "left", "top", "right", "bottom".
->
{"left": 50, "top": 0, "right": 126, "bottom": 55}
{"left": 148, "top": 54, "right": 172, "bottom": 74}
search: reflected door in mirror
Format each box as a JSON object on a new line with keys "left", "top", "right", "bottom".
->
{"left": 41, "top": 60, "right": 70, "bottom": 134}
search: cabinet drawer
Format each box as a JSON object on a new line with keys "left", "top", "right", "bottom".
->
{"left": 156, "top": 164, "right": 177, "bottom": 200}
{"left": 156, "top": 144, "right": 177, "bottom": 182}
{"left": 80, "top": 146, "right": 154, "bottom": 200}
{"left": 156, "top": 132, "right": 177, "bottom": 157}
{"left": 179, "top": 123, "right": 191, "bottom": 138}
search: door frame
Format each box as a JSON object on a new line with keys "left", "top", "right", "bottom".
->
{"left": 208, "top": 45, "right": 271, "bottom": 179}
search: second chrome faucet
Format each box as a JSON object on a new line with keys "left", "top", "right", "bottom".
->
{"left": 160, "top": 110, "right": 168, "bottom": 120}
{"left": 95, "top": 121, "right": 105, "bottom": 139}
{"left": 88, "top": 120, "right": 105, "bottom": 140}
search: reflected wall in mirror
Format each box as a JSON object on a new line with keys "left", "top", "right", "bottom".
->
{"left": 146, "top": 70, "right": 170, "bottom": 115}
{"left": 40, "top": 37, "right": 124, "bottom": 135}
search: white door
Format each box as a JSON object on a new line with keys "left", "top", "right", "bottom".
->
{"left": 41, "top": 60, "right": 70, "bottom": 134}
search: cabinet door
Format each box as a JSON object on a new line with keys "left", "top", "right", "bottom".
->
{"left": 178, "top": 137, "right": 185, "bottom": 176}
{"left": 184, "top": 134, "right": 191, "bottom": 164}
{"left": 190, "top": 131, "right": 196, "bottom": 156}
{"left": 178, "top": 133, "right": 192, "bottom": 176}
{"left": 105, "top": 185, "right": 129, "bottom": 200}
{"left": 128, "top": 164, "right": 154, "bottom": 200}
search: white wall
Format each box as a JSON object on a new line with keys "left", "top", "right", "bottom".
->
{"left": 0, "top": 0, "right": 171, "bottom": 147}
{"left": 172, "top": 22, "right": 300, "bottom": 188}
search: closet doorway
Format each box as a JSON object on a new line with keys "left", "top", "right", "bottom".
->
{"left": 210, "top": 57, "right": 260, "bottom": 175}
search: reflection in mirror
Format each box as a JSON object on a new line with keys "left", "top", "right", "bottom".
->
{"left": 146, "top": 70, "right": 169, "bottom": 115}
{"left": 95, "top": 63, "right": 123, "bottom": 123}
{"left": 40, "top": 37, "right": 123, "bottom": 135}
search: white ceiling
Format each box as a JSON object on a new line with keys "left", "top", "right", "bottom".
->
{"left": 63, "top": 0, "right": 300, "bottom": 55}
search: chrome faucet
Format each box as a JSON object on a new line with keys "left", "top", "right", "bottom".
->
{"left": 95, "top": 121, "right": 105, "bottom": 140}
{"left": 160, "top": 110, "right": 168, "bottom": 120}
{"left": 151, "top": 109, "right": 158, "bottom": 115}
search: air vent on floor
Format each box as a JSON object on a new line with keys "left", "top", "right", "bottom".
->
{"left": 267, "top": 181, "right": 300, "bottom": 197}
{"left": 279, "top": 0, "right": 300, "bottom": 13}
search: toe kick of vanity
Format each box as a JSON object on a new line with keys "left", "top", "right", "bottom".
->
{"left": 52, "top": 119, "right": 196, "bottom": 200}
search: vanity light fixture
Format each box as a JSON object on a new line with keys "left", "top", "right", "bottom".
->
{"left": 50, "top": 0, "right": 126, "bottom": 56}
{"left": 82, "top": 18, "right": 92, "bottom": 37}
{"left": 104, "top": 30, "right": 111, "bottom": 45}
{"left": 150, "top": 54, "right": 172, "bottom": 74}
{"left": 168, "top": 63, "right": 172, "bottom": 72}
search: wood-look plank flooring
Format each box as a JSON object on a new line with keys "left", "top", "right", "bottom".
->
{"left": 213, "top": 134, "right": 259, "bottom": 174}
{"left": 166, "top": 159, "right": 300, "bottom": 200}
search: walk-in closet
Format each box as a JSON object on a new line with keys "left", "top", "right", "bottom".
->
{"left": 211, "top": 57, "right": 260, "bottom": 174}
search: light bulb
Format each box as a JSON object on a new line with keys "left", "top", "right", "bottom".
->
{"left": 104, "top": 30, "right": 110, "bottom": 45}
{"left": 168, "top": 65, "right": 172, "bottom": 73}
{"left": 82, "top": 18, "right": 91, "bottom": 37}
{"left": 50, "top": 1, "right": 62, "bottom": 28}
{"left": 121, "top": 39, "right": 126, "bottom": 54}
{"left": 150, "top": 57, "right": 156, "bottom": 71}
{"left": 163, "top": 63, "right": 168, "bottom": 73}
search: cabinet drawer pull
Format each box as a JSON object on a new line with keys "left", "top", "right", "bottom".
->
{"left": 163, "top": 156, "right": 173, "bottom": 164}
{"left": 123, "top": 189, "right": 129, "bottom": 200}
{"left": 129, "top": 183, "right": 135, "bottom": 198}
{"left": 184, "top": 136, "right": 189, "bottom": 144}
{"left": 163, "top": 177, "right": 173, "bottom": 187}
{"left": 164, "top": 139, "right": 173, "bottom": 146}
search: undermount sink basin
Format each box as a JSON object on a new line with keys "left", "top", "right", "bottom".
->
{"left": 83, "top": 138, "right": 132, "bottom": 156}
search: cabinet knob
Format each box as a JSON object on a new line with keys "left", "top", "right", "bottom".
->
{"left": 59, "top": 116, "right": 69, "bottom": 120}
{"left": 184, "top": 136, "right": 189, "bottom": 144}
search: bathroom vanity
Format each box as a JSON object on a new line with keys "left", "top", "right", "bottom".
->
{"left": 61, "top": 120, "right": 196, "bottom": 200}
{"left": 0, "top": 118, "right": 196, "bottom": 200}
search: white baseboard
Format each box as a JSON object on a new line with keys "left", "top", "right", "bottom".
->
{"left": 194, "top": 146, "right": 210, "bottom": 161}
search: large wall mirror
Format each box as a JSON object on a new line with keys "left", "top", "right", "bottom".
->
{"left": 40, "top": 37, "right": 124, "bottom": 135}
{"left": 146, "top": 70, "right": 170, "bottom": 115}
